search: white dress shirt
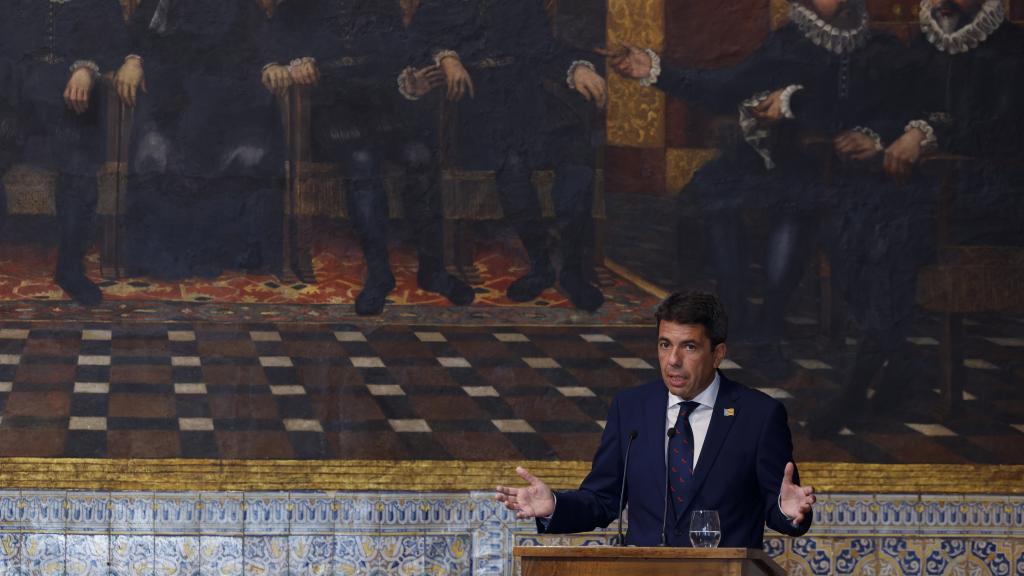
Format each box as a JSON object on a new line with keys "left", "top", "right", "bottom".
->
{"left": 664, "top": 372, "right": 720, "bottom": 467}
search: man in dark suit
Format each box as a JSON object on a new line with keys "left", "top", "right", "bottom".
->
{"left": 496, "top": 291, "right": 815, "bottom": 547}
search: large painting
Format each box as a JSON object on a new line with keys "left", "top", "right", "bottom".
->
{"left": 0, "top": 0, "right": 1022, "bottom": 493}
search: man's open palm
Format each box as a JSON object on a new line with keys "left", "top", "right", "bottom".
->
{"left": 495, "top": 466, "right": 556, "bottom": 519}
{"left": 779, "top": 462, "right": 815, "bottom": 526}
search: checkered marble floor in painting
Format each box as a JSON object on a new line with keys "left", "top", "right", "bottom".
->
{"left": 0, "top": 314, "right": 1022, "bottom": 462}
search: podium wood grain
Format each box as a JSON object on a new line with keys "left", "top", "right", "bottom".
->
{"left": 514, "top": 546, "right": 786, "bottom": 576}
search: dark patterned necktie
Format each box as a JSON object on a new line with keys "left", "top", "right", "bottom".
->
{"left": 669, "top": 401, "right": 701, "bottom": 515}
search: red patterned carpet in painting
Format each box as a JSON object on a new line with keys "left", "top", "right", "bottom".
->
{"left": 0, "top": 229, "right": 659, "bottom": 325}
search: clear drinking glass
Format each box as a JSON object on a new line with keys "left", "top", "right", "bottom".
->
{"left": 689, "top": 509, "right": 722, "bottom": 548}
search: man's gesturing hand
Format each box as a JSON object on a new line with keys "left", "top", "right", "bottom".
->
{"left": 779, "top": 462, "right": 816, "bottom": 526}
{"left": 495, "top": 466, "right": 556, "bottom": 520}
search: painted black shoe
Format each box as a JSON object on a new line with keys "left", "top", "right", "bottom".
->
{"left": 418, "top": 269, "right": 475, "bottom": 306}
{"left": 558, "top": 269, "right": 604, "bottom": 312}
{"left": 55, "top": 271, "right": 102, "bottom": 307}
{"left": 355, "top": 269, "right": 395, "bottom": 316}
{"left": 506, "top": 268, "right": 555, "bottom": 303}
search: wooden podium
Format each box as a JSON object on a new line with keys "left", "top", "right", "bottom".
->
{"left": 514, "top": 546, "right": 786, "bottom": 576}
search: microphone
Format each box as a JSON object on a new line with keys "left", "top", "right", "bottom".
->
{"left": 616, "top": 430, "right": 638, "bottom": 546}
{"left": 660, "top": 427, "right": 677, "bottom": 546}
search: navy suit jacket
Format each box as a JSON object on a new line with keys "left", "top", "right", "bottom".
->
{"left": 542, "top": 373, "right": 811, "bottom": 547}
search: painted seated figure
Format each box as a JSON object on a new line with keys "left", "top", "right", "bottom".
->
{"left": 0, "top": 0, "right": 129, "bottom": 305}
{"left": 121, "top": 0, "right": 285, "bottom": 280}
{"left": 273, "top": 0, "right": 475, "bottom": 316}
{"left": 407, "top": 0, "right": 607, "bottom": 311}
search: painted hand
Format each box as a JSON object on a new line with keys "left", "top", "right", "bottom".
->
{"left": 598, "top": 45, "right": 651, "bottom": 80}
{"left": 884, "top": 129, "right": 925, "bottom": 182}
{"left": 63, "top": 68, "right": 95, "bottom": 114}
{"left": 261, "top": 64, "right": 293, "bottom": 95}
{"left": 290, "top": 60, "right": 320, "bottom": 86}
{"left": 751, "top": 89, "right": 786, "bottom": 123}
{"left": 404, "top": 65, "right": 446, "bottom": 98}
{"left": 115, "top": 58, "right": 145, "bottom": 108}
{"left": 834, "top": 131, "right": 880, "bottom": 161}
{"left": 573, "top": 66, "right": 607, "bottom": 109}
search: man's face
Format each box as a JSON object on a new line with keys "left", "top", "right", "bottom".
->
{"left": 657, "top": 321, "right": 726, "bottom": 400}
{"left": 929, "top": 0, "right": 983, "bottom": 32}
{"left": 807, "top": 0, "right": 859, "bottom": 28}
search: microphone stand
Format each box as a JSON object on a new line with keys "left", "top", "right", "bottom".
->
{"left": 616, "top": 430, "right": 638, "bottom": 546}
{"left": 660, "top": 427, "right": 677, "bottom": 546}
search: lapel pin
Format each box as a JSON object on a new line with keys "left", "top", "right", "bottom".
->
{"left": 724, "top": 408, "right": 735, "bottom": 417}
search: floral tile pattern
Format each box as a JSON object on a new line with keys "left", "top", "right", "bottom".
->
{"left": 0, "top": 490, "right": 1019, "bottom": 575}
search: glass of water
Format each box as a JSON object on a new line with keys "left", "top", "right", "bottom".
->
{"left": 689, "top": 509, "right": 721, "bottom": 548}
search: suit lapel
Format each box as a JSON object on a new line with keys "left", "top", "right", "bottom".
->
{"left": 644, "top": 383, "right": 669, "bottom": 491}
{"left": 675, "top": 373, "right": 741, "bottom": 523}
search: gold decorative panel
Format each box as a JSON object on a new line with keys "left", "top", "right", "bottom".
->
{"left": 771, "top": 0, "right": 790, "bottom": 29}
{"left": 665, "top": 147, "right": 720, "bottom": 194}
{"left": 606, "top": 0, "right": 666, "bottom": 148}
{"left": 0, "top": 458, "right": 1021, "bottom": 493}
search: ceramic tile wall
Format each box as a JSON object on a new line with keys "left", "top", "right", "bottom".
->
{"left": 0, "top": 491, "right": 1020, "bottom": 575}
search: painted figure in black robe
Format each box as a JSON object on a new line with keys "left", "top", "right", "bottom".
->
{"left": 811, "top": 0, "right": 1024, "bottom": 431}
{"left": 122, "top": 0, "right": 284, "bottom": 279}
{"left": 0, "top": 58, "right": 15, "bottom": 235}
{"left": 407, "top": 0, "right": 605, "bottom": 310}
{"left": 608, "top": 0, "right": 904, "bottom": 370}
{"left": 273, "top": 0, "right": 475, "bottom": 316}
{"left": 531, "top": 0, "right": 609, "bottom": 312}
{"left": 0, "top": 0, "right": 129, "bottom": 304}
{"left": 886, "top": 0, "right": 1024, "bottom": 244}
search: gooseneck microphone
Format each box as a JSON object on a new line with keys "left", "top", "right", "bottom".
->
{"left": 660, "top": 427, "right": 677, "bottom": 546}
{"left": 616, "top": 430, "right": 639, "bottom": 546}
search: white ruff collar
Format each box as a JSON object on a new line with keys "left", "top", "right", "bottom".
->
{"left": 919, "top": 0, "right": 1005, "bottom": 54}
{"left": 790, "top": 2, "right": 871, "bottom": 55}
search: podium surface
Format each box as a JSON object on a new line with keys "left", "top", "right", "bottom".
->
{"left": 514, "top": 546, "right": 785, "bottom": 576}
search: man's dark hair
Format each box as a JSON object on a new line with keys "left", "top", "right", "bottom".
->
{"left": 654, "top": 291, "right": 728, "bottom": 347}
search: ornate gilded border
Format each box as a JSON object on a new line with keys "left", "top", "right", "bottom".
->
{"left": 0, "top": 459, "right": 1021, "bottom": 493}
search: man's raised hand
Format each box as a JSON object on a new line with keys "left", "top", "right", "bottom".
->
{"left": 495, "top": 466, "right": 556, "bottom": 520}
{"left": 779, "top": 462, "right": 815, "bottom": 526}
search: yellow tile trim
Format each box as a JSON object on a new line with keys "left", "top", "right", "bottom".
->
{"left": 0, "top": 459, "right": 1021, "bottom": 493}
